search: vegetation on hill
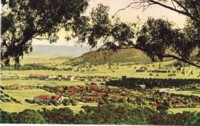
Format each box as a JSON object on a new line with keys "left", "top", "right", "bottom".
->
{"left": 69, "top": 48, "right": 151, "bottom": 65}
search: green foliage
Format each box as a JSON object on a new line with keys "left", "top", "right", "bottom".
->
{"left": 16, "top": 109, "right": 46, "bottom": 124}
{"left": 186, "top": 112, "right": 200, "bottom": 126}
{"left": 137, "top": 18, "right": 174, "bottom": 61}
{"left": 75, "top": 104, "right": 150, "bottom": 124}
{"left": 40, "top": 108, "right": 74, "bottom": 124}
{"left": 70, "top": 99, "right": 78, "bottom": 106}
{"left": 106, "top": 78, "right": 200, "bottom": 88}
{"left": 1, "top": 0, "right": 89, "bottom": 65}
{"left": 2, "top": 104, "right": 200, "bottom": 124}
{"left": 62, "top": 99, "right": 70, "bottom": 106}
{"left": 157, "top": 105, "right": 169, "bottom": 113}
{"left": 0, "top": 109, "right": 14, "bottom": 123}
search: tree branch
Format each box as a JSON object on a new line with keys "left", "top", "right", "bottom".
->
{"left": 148, "top": 0, "right": 199, "bottom": 22}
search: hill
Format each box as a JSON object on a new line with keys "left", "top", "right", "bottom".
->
{"left": 69, "top": 48, "right": 151, "bottom": 65}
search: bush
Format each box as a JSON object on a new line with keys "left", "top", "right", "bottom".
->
{"left": 62, "top": 99, "right": 70, "bottom": 106}
{"left": 0, "top": 110, "right": 14, "bottom": 123}
{"left": 70, "top": 99, "right": 78, "bottom": 106}
{"left": 25, "top": 99, "right": 30, "bottom": 103}
{"left": 17, "top": 109, "right": 46, "bottom": 123}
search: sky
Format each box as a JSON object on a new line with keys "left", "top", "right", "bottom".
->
{"left": 32, "top": 0, "right": 187, "bottom": 46}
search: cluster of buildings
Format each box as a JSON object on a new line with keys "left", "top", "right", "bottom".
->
{"left": 28, "top": 74, "right": 116, "bottom": 82}
{"left": 140, "top": 89, "right": 200, "bottom": 108}
{"left": 39, "top": 84, "right": 131, "bottom": 103}
{"left": 3, "top": 84, "right": 33, "bottom": 90}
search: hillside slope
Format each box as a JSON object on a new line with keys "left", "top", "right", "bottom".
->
{"left": 70, "top": 48, "right": 151, "bottom": 65}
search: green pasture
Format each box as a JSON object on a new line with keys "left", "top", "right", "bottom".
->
{"left": 0, "top": 100, "right": 97, "bottom": 113}
{"left": 169, "top": 108, "right": 200, "bottom": 113}
{"left": 2, "top": 63, "right": 200, "bottom": 79}
{"left": 21, "top": 53, "right": 68, "bottom": 65}
{"left": 168, "top": 91, "right": 200, "bottom": 97}
{"left": 1, "top": 79, "right": 89, "bottom": 87}
{"left": 3, "top": 89, "right": 56, "bottom": 103}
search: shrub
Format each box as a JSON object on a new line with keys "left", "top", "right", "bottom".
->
{"left": 17, "top": 109, "right": 46, "bottom": 123}
{"left": 70, "top": 99, "right": 78, "bottom": 106}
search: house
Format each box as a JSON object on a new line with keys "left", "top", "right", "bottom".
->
{"left": 156, "top": 88, "right": 176, "bottom": 92}
{"left": 195, "top": 103, "right": 200, "bottom": 107}
{"left": 101, "top": 88, "right": 109, "bottom": 93}
{"left": 151, "top": 104, "right": 162, "bottom": 108}
{"left": 63, "top": 75, "right": 75, "bottom": 81}
{"left": 34, "top": 95, "right": 51, "bottom": 103}
{"left": 174, "top": 103, "right": 185, "bottom": 108}
{"left": 34, "top": 95, "right": 63, "bottom": 104}
{"left": 54, "top": 86, "right": 64, "bottom": 91}
{"left": 120, "top": 91, "right": 129, "bottom": 96}
{"left": 4, "top": 84, "right": 32, "bottom": 90}
{"left": 87, "top": 83, "right": 98, "bottom": 89}
{"left": 51, "top": 95, "right": 63, "bottom": 103}
{"left": 97, "top": 93, "right": 106, "bottom": 97}
{"left": 81, "top": 96, "right": 98, "bottom": 102}
{"left": 90, "top": 90, "right": 98, "bottom": 96}
{"left": 48, "top": 75, "right": 59, "bottom": 80}
{"left": 139, "top": 84, "right": 146, "bottom": 89}
{"left": 29, "top": 74, "right": 49, "bottom": 80}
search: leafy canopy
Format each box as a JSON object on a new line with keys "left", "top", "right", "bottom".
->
{"left": 1, "top": 0, "right": 88, "bottom": 65}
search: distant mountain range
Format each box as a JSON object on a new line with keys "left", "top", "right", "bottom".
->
{"left": 32, "top": 45, "right": 94, "bottom": 57}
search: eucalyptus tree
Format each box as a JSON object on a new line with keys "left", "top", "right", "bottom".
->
{"left": 1, "top": 0, "right": 89, "bottom": 65}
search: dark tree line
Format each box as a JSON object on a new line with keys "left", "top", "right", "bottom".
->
{"left": 1, "top": 104, "right": 200, "bottom": 125}
{"left": 106, "top": 78, "right": 200, "bottom": 88}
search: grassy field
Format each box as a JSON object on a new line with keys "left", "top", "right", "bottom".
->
{"left": 3, "top": 89, "right": 56, "bottom": 103}
{"left": 168, "top": 91, "right": 200, "bottom": 97}
{"left": 0, "top": 101, "right": 97, "bottom": 113}
{"left": 1, "top": 79, "right": 88, "bottom": 86}
{"left": 169, "top": 108, "right": 200, "bottom": 113}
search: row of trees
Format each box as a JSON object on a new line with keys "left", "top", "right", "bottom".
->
{"left": 107, "top": 78, "right": 200, "bottom": 88}
{"left": 1, "top": 63, "right": 58, "bottom": 70}
{"left": 1, "top": 104, "right": 200, "bottom": 125}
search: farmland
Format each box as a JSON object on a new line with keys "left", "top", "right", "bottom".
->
{"left": 1, "top": 53, "right": 200, "bottom": 120}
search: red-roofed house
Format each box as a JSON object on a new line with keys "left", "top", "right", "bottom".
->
{"left": 34, "top": 95, "right": 50, "bottom": 103}
{"left": 34, "top": 95, "right": 63, "bottom": 104}
{"left": 195, "top": 103, "right": 200, "bottom": 107}
{"left": 151, "top": 104, "right": 162, "bottom": 108}
{"left": 87, "top": 84, "right": 98, "bottom": 89}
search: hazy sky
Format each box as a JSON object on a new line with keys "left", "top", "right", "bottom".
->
{"left": 33, "top": 0, "right": 187, "bottom": 46}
